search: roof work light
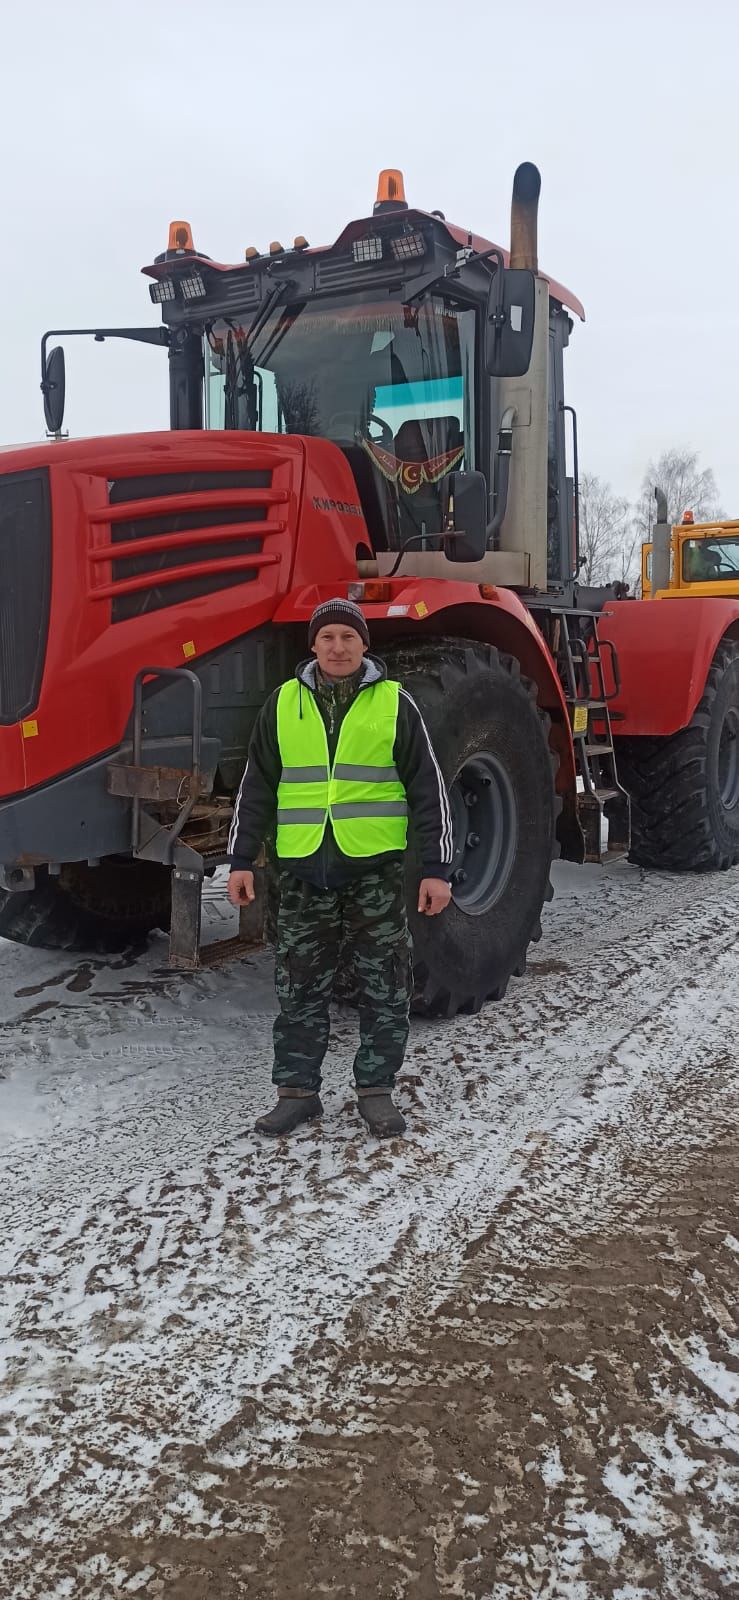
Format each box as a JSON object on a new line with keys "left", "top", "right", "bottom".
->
{"left": 149, "top": 279, "right": 176, "bottom": 304}
{"left": 390, "top": 231, "right": 425, "bottom": 261}
{"left": 353, "top": 236, "right": 383, "bottom": 264}
{"left": 179, "top": 271, "right": 206, "bottom": 300}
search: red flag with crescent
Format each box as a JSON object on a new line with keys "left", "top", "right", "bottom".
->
{"left": 361, "top": 437, "right": 464, "bottom": 494}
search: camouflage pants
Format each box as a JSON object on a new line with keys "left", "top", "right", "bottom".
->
{"left": 272, "top": 867, "right": 412, "bottom": 1091}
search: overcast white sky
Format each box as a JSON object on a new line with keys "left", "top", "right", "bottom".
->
{"left": 3, "top": 0, "right": 739, "bottom": 511}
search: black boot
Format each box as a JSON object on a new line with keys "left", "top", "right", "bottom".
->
{"left": 357, "top": 1088, "right": 406, "bottom": 1138}
{"left": 254, "top": 1090, "right": 322, "bottom": 1138}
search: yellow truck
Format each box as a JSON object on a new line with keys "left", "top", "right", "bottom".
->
{"left": 643, "top": 504, "right": 739, "bottom": 599}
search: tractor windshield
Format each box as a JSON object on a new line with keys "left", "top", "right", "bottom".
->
{"left": 204, "top": 291, "right": 476, "bottom": 549}
{"left": 683, "top": 536, "right": 739, "bottom": 582}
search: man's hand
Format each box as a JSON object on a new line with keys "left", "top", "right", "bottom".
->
{"left": 228, "top": 870, "right": 255, "bottom": 906}
{"left": 418, "top": 877, "right": 452, "bottom": 916}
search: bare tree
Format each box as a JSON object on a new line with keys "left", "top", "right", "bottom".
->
{"left": 578, "top": 472, "right": 632, "bottom": 585}
{"left": 615, "top": 520, "right": 644, "bottom": 592}
{"left": 635, "top": 447, "right": 723, "bottom": 540}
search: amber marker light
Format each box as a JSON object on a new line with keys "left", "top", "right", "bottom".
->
{"left": 347, "top": 581, "right": 392, "bottom": 602}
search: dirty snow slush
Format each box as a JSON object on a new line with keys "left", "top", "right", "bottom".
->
{"left": 1, "top": 860, "right": 738, "bottom": 1599}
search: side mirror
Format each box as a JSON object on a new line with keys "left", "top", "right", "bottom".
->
{"left": 42, "top": 345, "right": 66, "bottom": 434}
{"left": 441, "top": 470, "right": 488, "bottom": 562}
{"left": 485, "top": 266, "right": 536, "bottom": 378}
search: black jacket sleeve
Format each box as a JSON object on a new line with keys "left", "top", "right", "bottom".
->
{"left": 394, "top": 690, "right": 454, "bottom": 880}
{"left": 227, "top": 690, "right": 281, "bottom": 872}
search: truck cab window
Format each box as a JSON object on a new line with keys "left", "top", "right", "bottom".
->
{"left": 204, "top": 294, "right": 476, "bottom": 550}
{"left": 683, "top": 536, "right": 739, "bottom": 582}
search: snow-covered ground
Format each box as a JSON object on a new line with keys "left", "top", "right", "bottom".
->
{"left": 1, "top": 861, "right": 738, "bottom": 1598}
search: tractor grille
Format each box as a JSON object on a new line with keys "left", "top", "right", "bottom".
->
{"left": 0, "top": 469, "right": 51, "bottom": 724}
{"left": 87, "top": 469, "right": 286, "bottom": 622}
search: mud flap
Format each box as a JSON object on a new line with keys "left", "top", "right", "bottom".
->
{"left": 169, "top": 861, "right": 204, "bottom": 970}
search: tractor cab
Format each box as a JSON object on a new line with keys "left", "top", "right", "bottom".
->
{"left": 643, "top": 517, "right": 739, "bottom": 599}
{"left": 141, "top": 168, "right": 585, "bottom": 595}
{"left": 40, "top": 167, "right": 585, "bottom": 598}
{"left": 40, "top": 167, "right": 585, "bottom": 601}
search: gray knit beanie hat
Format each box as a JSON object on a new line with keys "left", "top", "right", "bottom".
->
{"left": 308, "top": 597, "right": 370, "bottom": 648}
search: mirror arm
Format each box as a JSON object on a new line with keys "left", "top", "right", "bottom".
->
{"left": 385, "top": 528, "right": 466, "bottom": 578}
{"left": 40, "top": 325, "right": 170, "bottom": 391}
{"left": 486, "top": 408, "right": 516, "bottom": 547}
{"left": 482, "top": 249, "right": 509, "bottom": 368}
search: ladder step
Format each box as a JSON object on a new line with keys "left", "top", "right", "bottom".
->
{"left": 583, "top": 743, "right": 615, "bottom": 756}
{"left": 582, "top": 786, "right": 622, "bottom": 801}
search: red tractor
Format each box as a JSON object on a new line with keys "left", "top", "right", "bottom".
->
{"left": 2, "top": 165, "right": 738, "bottom": 1015}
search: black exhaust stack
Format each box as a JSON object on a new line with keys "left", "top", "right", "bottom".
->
{"left": 510, "top": 162, "right": 541, "bottom": 272}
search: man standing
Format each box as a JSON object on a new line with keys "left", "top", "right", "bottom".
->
{"left": 227, "top": 598, "right": 453, "bottom": 1139}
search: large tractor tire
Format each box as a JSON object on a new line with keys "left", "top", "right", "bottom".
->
{"left": 385, "top": 640, "right": 559, "bottom": 1016}
{"left": 615, "top": 638, "right": 739, "bottom": 871}
{"left": 0, "top": 859, "right": 171, "bottom": 953}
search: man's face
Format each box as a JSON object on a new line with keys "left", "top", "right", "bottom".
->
{"left": 312, "top": 625, "right": 367, "bottom": 678}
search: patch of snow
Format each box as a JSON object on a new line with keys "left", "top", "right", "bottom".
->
{"left": 679, "top": 1333, "right": 739, "bottom": 1407}
{"left": 539, "top": 1443, "right": 566, "bottom": 1487}
{"left": 602, "top": 1459, "right": 673, "bottom": 1539}
{"left": 568, "top": 1508, "right": 624, "bottom": 1562}
{"left": 3, "top": 858, "right": 739, "bottom": 1593}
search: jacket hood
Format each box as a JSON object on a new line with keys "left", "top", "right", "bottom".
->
{"left": 295, "top": 654, "right": 387, "bottom": 690}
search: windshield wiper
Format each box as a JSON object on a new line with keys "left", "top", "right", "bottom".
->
{"left": 221, "top": 279, "right": 298, "bottom": 428}
{"left": 252, "top": 299, "right": 306, "bottom": 373}
{"left": 223, "top": 330, "right": 248, "bottom": 429}
{"left": 243, "top": 278, "right": 294, "bottom": 353}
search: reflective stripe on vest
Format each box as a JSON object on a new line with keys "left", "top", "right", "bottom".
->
{"left": 275, "top": 678, "right": 407, "bottom": 858}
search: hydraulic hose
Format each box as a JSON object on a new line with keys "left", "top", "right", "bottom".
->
{"left": 486, "top": 407, "right": 517, "bottom": 548}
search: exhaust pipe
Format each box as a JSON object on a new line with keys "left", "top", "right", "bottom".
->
{"left": 651, "top": 487, "right": 671, "bottom": 596}
{"left": 510, "top": 162, "right": 541, "bottom": 272}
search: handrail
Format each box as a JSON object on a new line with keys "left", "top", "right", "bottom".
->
{"left": 131, "top": 667, "right": 202, "bottom": 858}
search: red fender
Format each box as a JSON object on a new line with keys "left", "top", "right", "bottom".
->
{"left": 600, "top": 597, "right": 739, "bottom": 737}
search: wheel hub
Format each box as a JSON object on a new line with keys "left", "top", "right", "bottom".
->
{"left": 449, "top": 753, "right": 517, "bottom": 914}
{"left": 718, "top": 706, "right": 739, "bottom": 810}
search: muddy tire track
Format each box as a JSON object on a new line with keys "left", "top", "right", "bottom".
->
{"left": 1, "top": 863, "right": 739, "bottom": 1597}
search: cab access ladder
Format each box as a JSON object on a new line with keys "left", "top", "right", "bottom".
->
{"left": 531, "top": 606, "right": 630, "bottom": 863}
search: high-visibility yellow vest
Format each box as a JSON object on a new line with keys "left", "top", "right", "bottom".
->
{"left": 275, "top": 678, "right": 408, "bottom": 858}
